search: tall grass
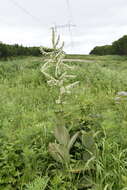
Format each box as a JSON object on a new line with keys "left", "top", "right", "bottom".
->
{"left": 0, "top": 55, "right": 127, "bottom": 189}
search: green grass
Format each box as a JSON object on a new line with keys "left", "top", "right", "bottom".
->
{"left": 0, "top": 55, "right": 127, "bottom": 189}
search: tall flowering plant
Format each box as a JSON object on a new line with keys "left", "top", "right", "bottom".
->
{"left": 40, "top": 28, "right": 79, "bottom": 105}
{"left": 40, "top": 28, "right": 80, "bottom": 164}
{"left": 40, "top": 29, "right": 96, "bottom": 168}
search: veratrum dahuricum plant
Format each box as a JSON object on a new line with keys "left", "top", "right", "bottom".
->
{"left": 40, "top": 28, "right": 79, "bottom": 164}
{"left": 40, "top": 28, "right": 97, "bottom": 167}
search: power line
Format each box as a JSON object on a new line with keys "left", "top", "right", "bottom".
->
{"left": 51, "top": 22, "right": 76, "bottom": 50}
{"left": 52, "top": 23, "right": 76, "bottom": 32}
{"left": 64, "top": 0, "right": 76, "bottom": 50}
{"left": 9, "top": 0, "right": 76, "bottom": 51}
{"left": 65, "top": 0, "right": 73, "bottom": 22}
{"left": 10, "top": 0, "right": 43, "bottom": 25}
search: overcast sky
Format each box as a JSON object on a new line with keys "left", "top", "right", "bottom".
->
{"left": 0, "top": 0, "right": 127, "bottom": 54}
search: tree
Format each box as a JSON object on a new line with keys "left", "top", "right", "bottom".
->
{"left": 90, "top": 45, "right": 113, "bottom": 55}
{"left": 112, "top": 35, "right": 127, "bottom": 55}
{"left": 90, "top": 35, "right": 127, "bottom": 56}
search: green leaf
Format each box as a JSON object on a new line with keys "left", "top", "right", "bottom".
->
{"left": 68, "top": 131, "right": 80, "bottom": 151}
{"left": 54, "top": 126, "right": 70, "bottom": 146}
{"left": 48, "top": 143, "right": 64, "bottom": 163}
{"left": 77, "top": 176, "right": 93, "bottom": 189}
{"left": 48, "top": 143, "right": 70, "bottom": 163}
{"left": 26, "top": 176, "right": 49, "bottom": 190}
{"left": 81, "top": 131, "right": 95, "bottom": 149}
{"left": 83, "top": 151, "right": 91, "bottom": 162}
{"left": 81, "top": 131, "right": 96, "bottom": 159}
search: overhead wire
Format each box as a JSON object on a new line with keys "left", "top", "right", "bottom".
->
{"left": 6, "top": 0, "right": 76, "bottom": 52}
{"left": 10, "top": 0, "right": 43, "bottom": 25}
{"left": 65, "top": 0, "right": 73, "bottom": 22}
{"left": 65, "top": 0, "right": 76, "bottom": 50}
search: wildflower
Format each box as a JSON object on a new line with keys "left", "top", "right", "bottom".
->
{"left": 40, "top": 28, "right": 79, "bottom": 104}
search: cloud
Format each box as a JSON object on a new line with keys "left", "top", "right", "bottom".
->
{"left": 0, "top": 0, "right": 127, "bottom": 54}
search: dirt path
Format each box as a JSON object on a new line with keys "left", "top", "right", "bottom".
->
{"left": 44, "top": 58, "right": 95, "bottom": 63}
{"left": 63, "top": 59, "right": 94, "bottom": 63}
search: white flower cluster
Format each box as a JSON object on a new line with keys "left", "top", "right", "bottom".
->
{"left": 40, "top": 28, "right": 79, "bottom": 104}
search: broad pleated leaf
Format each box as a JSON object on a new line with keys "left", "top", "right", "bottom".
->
{"left": 48, "top": 143, "right": 63, "bottom": 163}
{"left": 81, "top": 131, "right": 95, "bottom": 149}
{"left": 81, "top": 131, "right": 96, "bottom": 156}
{"left": 68, "top": 131, "right": 80, "bottom": 151}
{"left": 54, "top": 126, "right": 70, "bottom": 146}
{"left": 48, "top": 143, "right": 70, "bottom": 163}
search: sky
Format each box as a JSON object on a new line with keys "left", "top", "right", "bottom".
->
{"left": 0, "top": 0, "right": 127, "bottom": 54}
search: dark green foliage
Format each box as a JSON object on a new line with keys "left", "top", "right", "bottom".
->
{"left": 90, "top": 45, "right": 114, "bottom": 55}
{"left": 0, "top": 42, "right": 55, "bottom": 59}
{"left": 0, "top": 125, "right": 50, "bottom": 190}
{"left": 0, "top": 43, "right": 9, "bottom": 58}
{"left": 112, "top": 35, "right": 127, "bottom": 55}
{"left": 90, "top": 35, "right": 127, "bottom": 56}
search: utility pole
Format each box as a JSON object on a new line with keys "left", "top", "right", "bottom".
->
{"left": 51, "top": 22, "right": 76, "bottom": 50}
{"left": 52, "top": 23, "right": 76, "bottom": 33}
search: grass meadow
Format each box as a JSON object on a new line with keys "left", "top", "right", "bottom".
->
{"left": 1, "top": 55, "right": 127, "bottom": 189}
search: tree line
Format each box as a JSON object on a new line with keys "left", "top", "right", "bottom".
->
{"left": 0, "top": 42, "right": 54, "bottom": 59}
{"left": 90, "top": 35, "right": 127, "bottom": 56}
